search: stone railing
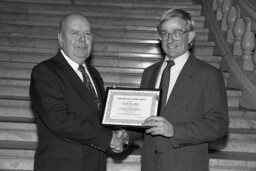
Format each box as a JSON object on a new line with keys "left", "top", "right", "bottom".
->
{"left": 200, "top": 0, "right": 256, "bottom": 109}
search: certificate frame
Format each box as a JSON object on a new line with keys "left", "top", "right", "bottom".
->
{"left": 102, "top": 87, "right": 161, "bottom": 128}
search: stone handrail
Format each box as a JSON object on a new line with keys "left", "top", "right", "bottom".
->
{"left": 199, "top": 0, "right": 256, "bottom": 109}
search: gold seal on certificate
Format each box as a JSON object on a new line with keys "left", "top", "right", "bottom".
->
{"left": 102, "top": 88, "right": 160, "bottom": 127}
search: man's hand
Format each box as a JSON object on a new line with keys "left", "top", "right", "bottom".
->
{"left": 110, "top": 129, "right": 129, "bottom": 153}
{"left": 142, "top": 116, "right": 174, "bottom": 137}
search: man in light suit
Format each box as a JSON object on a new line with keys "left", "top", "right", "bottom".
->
{"left": 30, "top": 13, "right": 128, "bottom": 171}
{"left": 141, "top": 9, "right": 229, "bottom": 171}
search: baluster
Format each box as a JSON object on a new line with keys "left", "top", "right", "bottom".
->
{"left": 221, "top": 0, "right": 231, "bottom": 31}
{"left": 233, "top": 6, "right": 245, "bottom": 56}
{"left": 226, "top": 6, "right": 237, "bottom": 43}
{"left": 212, "top": 0, "right": 218, "bottom": 10}
{"left": 241, "top": 17, "right": 255, "bottom": 71}
{"left": 216, "top": 0, "right": 223, "bottom": 20}
{"left": 253, "top": 43, "right": 256, "bottom": 72}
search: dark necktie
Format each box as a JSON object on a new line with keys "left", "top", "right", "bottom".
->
{"left": 159, "top": 60, "right": 175, "bottom": 111}
{"left": 78, "top": 65, "right": 101, "bottom": 109}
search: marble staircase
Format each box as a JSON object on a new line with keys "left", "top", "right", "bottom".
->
{"left": 0, "top": 0, "right": 256, "bottom": 171}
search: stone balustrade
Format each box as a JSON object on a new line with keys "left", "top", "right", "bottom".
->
{"left": 212, "top": 0, "right": 256, "bottom": 109}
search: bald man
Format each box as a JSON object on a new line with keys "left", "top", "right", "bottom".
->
{"left": 30, "top": 13, "right": 127, "bottom": 171}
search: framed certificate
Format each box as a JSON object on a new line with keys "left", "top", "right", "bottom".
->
{"left": 102, "top": 87, "right": 160, "bottom": 127}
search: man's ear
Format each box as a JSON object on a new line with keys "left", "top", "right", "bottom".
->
{"left": 58, "top": 33, "right": 63, "bottom": 47}
{"left": 188, "top": 31, "right": 195, "bottom": 44}
{"left": 158, "top": 33, "right": 162, "bottom": 41}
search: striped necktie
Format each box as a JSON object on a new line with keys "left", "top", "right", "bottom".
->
{"left": 78, "top": 65, "right": 101, "bottom": 109}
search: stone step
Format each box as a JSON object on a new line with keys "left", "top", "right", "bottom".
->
{"left": 0, "top": 98, "right": 30, "bottom": 107}
{"left": 229, "top": 107, "right": 256, "bottom": 129}
{"left": 0, "top": 22, "right": 207, "bottom": 33}
{"left": 0, "top": 0, "right": 200, "bottom": 9}
{"left": 0, "top": 96, "right": 253, "bottom": 126}
{"left": 91, "top": 55, "right": 220, "bottom": 69}
{"left": 0, "top": 2, "right": 202, "bottom": 17}
{"left": 0, "top": 38, "right": 215, "bottom": 56}
{"left": 0, "top": 66, "right": 143, "bottom": 87}
{"left": 0, "top": 106, "right": 34, "bottom": 122}
{"left": 0, "top": 59, "right": 229, "bottom": 86}
{"left": 0, "top": 122, "right": 37, "bottom": 150}
{"left": 209, "top": 151, "right": 256, "bottom": 171}
{"left": 0, "top": 149, "right": 255, "bottom": 171}
{"left": 0, "top": 52, "right": 221, "bottom": 71}
{"left": 209, "top": 128, "right": 256, "bottom": 153}
{"left": 0, "top": 50, "right": 219, "bottom": 66}
{"left": 0, "top": 0, "right": 195, "bottom": 4}
{"left": 0, "top": 19, "right": 199, "bottom": 32}
{"left": 0, "top": 24, "right": 209, "bottom": 42}
{"left": 0, "top": 77, "right": 241, "bottom": 106}
{"left": 0, "top": 12, "right": 206, "bottom": 28}
{"left": 1, "top": 122, "right": 254, "bottom": 153}
{"left": 0, "top": 34, "right": 214, "bottom": 49}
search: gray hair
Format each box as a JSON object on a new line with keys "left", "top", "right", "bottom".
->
{"left": 157, "top": 8, "right": 195, "bottom": 34}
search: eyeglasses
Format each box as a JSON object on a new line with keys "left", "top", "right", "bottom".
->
{"left": 160, "top": 29, "right": 188, "bottom": 41}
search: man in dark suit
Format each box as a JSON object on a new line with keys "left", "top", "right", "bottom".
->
{"left": 29, "top": 13, "right": 128, "bottom": 171}
{"left": 140, "top": 9, "right": 229, "bottom": 171}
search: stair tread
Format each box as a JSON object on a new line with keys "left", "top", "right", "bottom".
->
{"left": 209, "top": 151, "right": 256, "bottom": 161}
{"left": 0, "top": 0, "right": 201, "bottom": 8}
{"left": 0, "top": 2, "right": 202, "bottom": 17}
{"left": 0, "top": 11, "right": 205, "bottom": 20}
{"left": 0, "top": 49, "right": 218, "bottom": 61}
{"left": 0, "top": 27, "right": 209, "bottom": 41}
{"left": 0, "top": 66, "right": 237, "bottom": 81}
{"left": 0, "top": 35, "right": 214, "bottom": 46}
{"left": 0, "top": 12, "right": 205, "bottom": 29}
{"left": 0, "top": 22, "right": 205, "bottom": 32}
{"left": 0, "top": 55, "right": 220, "bottom": 65}
{"left": 0, "top": 148, "right": 256, "bottom": 162}
{"left": 229, "top": 128, "right": 256, "bottom": 134}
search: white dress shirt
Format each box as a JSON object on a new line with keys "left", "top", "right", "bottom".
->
{"left": 61, "top": 50, "right": 98, "bottom": 97}
{"left": 155, "top": 51, "right": 189, "bottom": 103}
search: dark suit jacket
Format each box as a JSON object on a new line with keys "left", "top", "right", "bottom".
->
{"left": 140, "top": 55, "right": 229, "bottom": 171}
{"left": 29, "top": 51, "right": 112, "bottom": 171}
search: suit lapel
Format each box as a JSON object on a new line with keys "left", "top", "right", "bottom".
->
{"left": 53, "top": 52, "right": 98, "bottom": 108}
{"left": 164, "top": 55, "right": 199, "bottom": 110}
{"left": 146, "top": 61, "right": 163, "bottom": 88}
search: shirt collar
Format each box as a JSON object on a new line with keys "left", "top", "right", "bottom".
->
{"left": 164, "top": 51, "right": 189, "bottom": 69}
{"left": 61, "top": 50, "right": 85, "bottom": 70}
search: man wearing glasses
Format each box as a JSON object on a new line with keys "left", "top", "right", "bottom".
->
{"left": 140, "top": 8, "right": 229, "bottom": 171}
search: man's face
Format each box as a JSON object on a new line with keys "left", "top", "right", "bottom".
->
{"left": 159, "top": 17, "right": 195, "bottom": 59}
{"left": 58, "top": 16, "right": 93, "bottom": 63}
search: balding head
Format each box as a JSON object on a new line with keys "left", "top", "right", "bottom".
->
{"left": 58, "top": 13, "right": 93, "bottom": 65}
{"left": 59, "top": 13, "right": 91, "bottom": 35}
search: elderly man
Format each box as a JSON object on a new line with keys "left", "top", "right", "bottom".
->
{"left": 30, "top": 13, "right": 127, "bottom": 171}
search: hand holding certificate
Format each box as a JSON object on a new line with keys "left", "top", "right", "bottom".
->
{"left": 102, "top": 88, "right": 160, "bottom": 127}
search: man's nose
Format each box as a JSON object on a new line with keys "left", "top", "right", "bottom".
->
{"left": 79, "top": 33, "right": 86, "bottom": 42}
{"left": 167, "top": 33, "right": 175, "bottom": 42}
